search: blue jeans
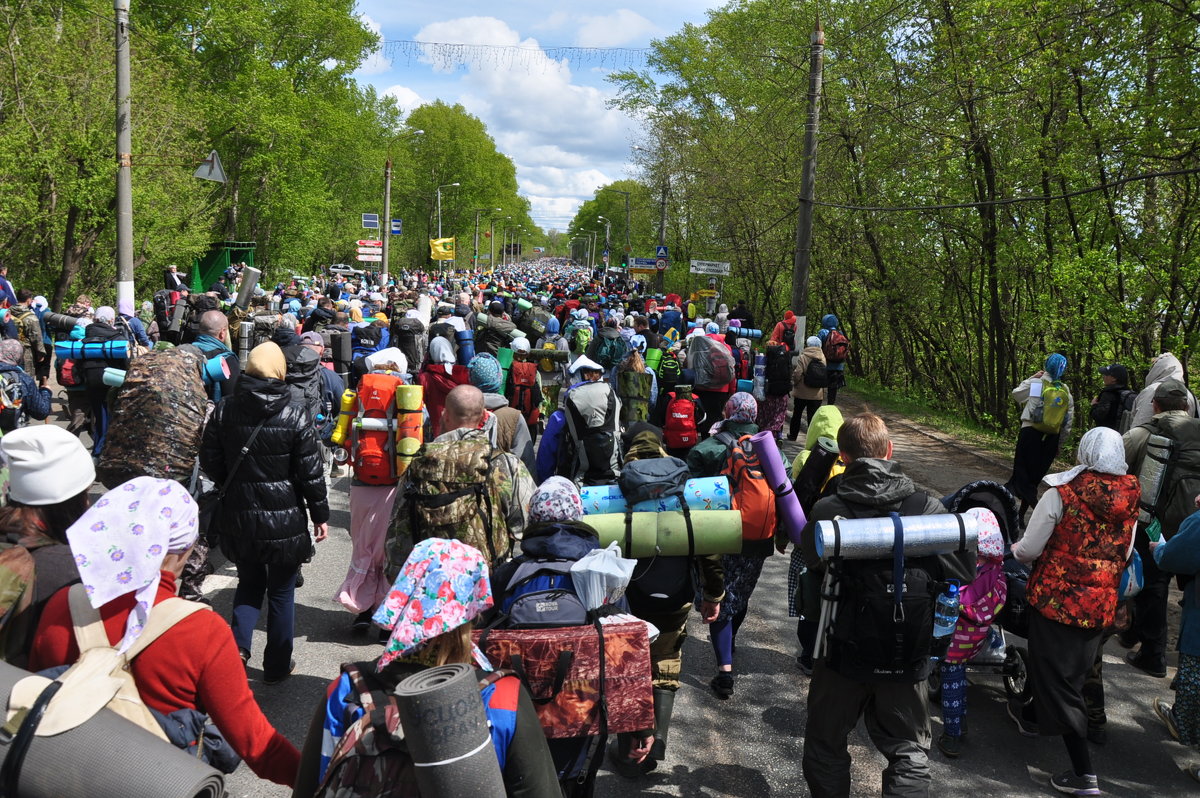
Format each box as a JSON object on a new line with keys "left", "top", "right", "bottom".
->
{"left": 231, "top": 561, "right": 298, "bottom": 677}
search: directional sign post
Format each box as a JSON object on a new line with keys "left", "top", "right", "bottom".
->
{"left": 362, "top": 213, "right": 380, "bottom": 230}
{"left": 656, "top": 245, "right": 669, "bottom": 259}
{"left": 391, "top": 219, "right": 402, "bottom": 236}
{"left": 655, "top": 258, "right": 669, "bottom": 271}
{"left": 689, "top": 259, "right": 731, "bottom": 276}
{"left": 357, "top": 246, "right": 382, "bottom": 255}
{"left": 356, "top": 254, "right": 383, "bottom": 263}
{"left": 356, "top": 239, "right": 383, "bottom": 247}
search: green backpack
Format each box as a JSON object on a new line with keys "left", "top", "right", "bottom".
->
{"left": 1031, "top": 379, "right": 1069, "bottom": 435}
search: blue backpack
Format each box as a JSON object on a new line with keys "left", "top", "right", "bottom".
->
{"left": 496, "top": 560, "right": 589, "bottom": 628}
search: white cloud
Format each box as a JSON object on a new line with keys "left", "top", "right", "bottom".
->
{"left": 532, "top": 10, "right": 570, "bottom": 32}
{"left": 412, "top": 17, "right": 636, "bottom": 228}
{"left": 576, "top": 9, "right": 657, "bottom": 48}
{"left": 354, "top": 14, "right": 392, "bottom": 77}
{"left": 382, "top": 85, "right": 425, "bottom": 115}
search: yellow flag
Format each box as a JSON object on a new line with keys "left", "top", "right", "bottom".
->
{"left": 429, "top": 237, "right": 455, "bottom": 261}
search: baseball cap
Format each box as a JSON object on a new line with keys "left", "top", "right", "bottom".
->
{"left": 299, "top": 331, "right": 324, "bottom": 347}
{"left": 1154, "top": 378, "right": 1188, "bottom": 401}
{"left": 1098, "top": 364, "right": 1128, "bottom": 384}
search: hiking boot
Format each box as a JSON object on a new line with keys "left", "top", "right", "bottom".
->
{"left": 796, "top": 654, "right": 814, "bottom": 676}
{"left": 351, "top": 610, "right": 373, "bottom": 635}
{"left": 937, "top": 733, "right": 962, "bottom": 758}
{"left": 1050, "top": 770, "right": 1100, "bottom": 796}
{"left": 1007, "top": 702, "right": 1038, "bottom": 738}
{"left": 1126, "top": 650, "right": 1167, "bottom": 678}
{"left": 1154, "top": 697, "right": 1181, "bottom": 742}
{"left": 710, "top": 671, "right": 735, "bottom": 700}
{"left": 264, "top": 660, "right": 296, "bottom": 685}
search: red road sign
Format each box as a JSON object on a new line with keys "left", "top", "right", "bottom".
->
{"left": 356, "top": 239, "right": 383, "bottom": 247}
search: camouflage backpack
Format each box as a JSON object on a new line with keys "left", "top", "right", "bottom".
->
{"left": 315, "top": 662, "right": 509, "bottom": 798}
{"left": 388, "top": 431, "right": 511, "bottom": 569}
{"left": 0, "top": 544, "right": 36, "bottom": 664}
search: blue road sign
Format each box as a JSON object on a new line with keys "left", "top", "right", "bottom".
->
{"left": 632, "top": 258, "right": 657, "bottom": 266}
{"left": 391, "top": 219, "right": 402, "bottom": 235}
{"left": 656, "top": 245, "right": 669, "bottom": 258}
{"left": 362, "top": 213, "right": 379, "bottom": 229}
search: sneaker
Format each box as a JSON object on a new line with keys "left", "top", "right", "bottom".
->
{"left": 1007, "top": 702, "right": 1038, "bottom": 738}
{"left": 1126, "top": 650, "right": 1167, "bottom": 678}
{"left": 1049, "top": 770, "right": 1100, "bottom": 796}
{"left": 264, "top": 660, "right": 296, "bottom": 685}
{"left": 710, "top": 671, "right": 735, "bottom": 700}
{"left": 1154, "top": 697, "right": 1181, "bottom": 742}
{"left": 796, "top": 654, "right": 814, "bottom": 676}
{"left": 937, "top": 733, "right": 962, "bottom": 758}
{"left": 1086, "top": 725, "right": 1107, "bottom": 746}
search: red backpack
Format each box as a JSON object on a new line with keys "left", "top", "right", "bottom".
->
{"left": 663, "top": 392, "right": 698, "bottom": 449}
{"left": 506, "top": 360, "right": 542, "bottom": 426}
{"left": 352, "top": 372, "right": 405, "bottom": 485}
{"left": 823, "top": 329, "right": 849, "bottom": 364}
{"left": 716, "top": 433, "right": 778, "bottom": 541}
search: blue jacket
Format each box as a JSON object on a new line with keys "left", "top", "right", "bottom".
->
{"left": 535, "top": 380, "right": 593, "bottom": 483}
{"left": 0, "top": 363, "right": 51, "bottom": 423}
{"left": 1155, "top": 513, "right": 1200, "bottom": 657}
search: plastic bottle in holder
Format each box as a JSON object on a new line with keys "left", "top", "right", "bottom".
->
{"left": 933, "top": 583, "right": 961, "bottom": 638}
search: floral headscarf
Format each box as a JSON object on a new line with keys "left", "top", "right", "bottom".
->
{"left": 964, "top": 507, "right": 1004, "bottom": 560}
{"left": 1043, "top": 426, "right": 1127, "bottom": 487}
{"left": 710, "top": 391, "right": 758, "bottom": 436}
{"left": 373, "top": 538, "right": 494, "bottom": 671}
{"left": 66, "top": 477, "right": 198, "bottom": 653}
{"left": 528, "top": 476, "right": 584, "bottom": 524}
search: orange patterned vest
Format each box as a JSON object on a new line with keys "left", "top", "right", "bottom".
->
{"left": 1026, "top": 471, "right": 1140, "bottom": 629}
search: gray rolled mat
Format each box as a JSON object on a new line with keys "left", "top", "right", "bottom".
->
{"left": 0, "top": 661, "right": 223, "bottom": 798}
{"left": 395, "top": 664, "right": 506, "bottom": 798}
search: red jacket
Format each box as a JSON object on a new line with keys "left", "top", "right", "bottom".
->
{"left": 30, "top": 572, "right": 300, "bottom": 787}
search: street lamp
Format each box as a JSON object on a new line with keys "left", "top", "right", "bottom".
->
{"left": 600, "top": 187, "right": 631, "bottom": 267}
{"left": 597, "top": 216, "right": 612, "bottom": 265}
{"left": 473, "top": 207, "right": 502, "bottom": 270}
{"left": 382, "top": 128, "right": 423, "bottom": 282}
{"left": 491, "top": 215, "right": 510, "bottom": 272}
{"left": 436, "top": 182, "right": 459, "bottom": 239}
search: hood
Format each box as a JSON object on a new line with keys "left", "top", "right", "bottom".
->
{"left": 1146, "top": 352, "right": 1184, "bottom": 386}
{"left": 1068, "top": 472, "right": 1140, "bottom": 520}
{"left": 836, "top": 458, "right": 916, "bottom": 507}
{"left": 598, "top": 326, "right": 621, "bottom": 340}
{"left": 285, "top": 345, "right": 320, "bottom": 382}
{"left": 434, "top": 424, "right": 491, "bottom": 445}
{"left": 805, "top": 405, "right": 844, "bottom": 451}
{"left": 518, "top": 521, "right": 599, "bottom": 560}
{"left": 309, "top": 306, "right": 334, "bottom": 323}
{"left": 234, "top": 372, "right": 291, "bottom": 417}
{"left": 483, "top": 392, "right": 510, "bottom": 411}
{"left": 801, "top": 344, "right": 824, "bottom": 362}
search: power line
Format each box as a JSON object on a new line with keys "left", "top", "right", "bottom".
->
{"left": 381, "top": 40, "right": 650, "bottom": 72}
{"left": 809, "top": 167, "right": 1200, "bottom": 212}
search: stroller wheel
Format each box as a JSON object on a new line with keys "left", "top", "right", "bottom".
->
{"left": 927, "top": 660, "right": 942, "bottom": 702}
{"left": 1004, "top": 645, "right": 1031, "bottom": 704}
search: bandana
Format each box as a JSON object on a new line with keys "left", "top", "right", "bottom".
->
{"left": 468, "top": 353, "right": 503, "bottom": 394}
{"left": 710, "top": 391, "right": 758, "bottom": 436}
{"left": 964, "top": 507, "right": 1004, "bottom": 560}
{"left": 528, "top": 476, "right": 584, "bottom": 524}
{"left": 1043, "top": 426, "right": 1127, "bottom": 487}
{"left": 373, "top": 538, "right": 494, "bottom": 671}
{"left": 66, "top": 477, "right": 198, "bottom": 653}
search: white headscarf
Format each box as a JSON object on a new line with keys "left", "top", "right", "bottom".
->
{"left": 428, "top": 336, "right": 456, "bottom": 373}
{"left": 1042, "top": 426, "right": 1128, "bottom": 487}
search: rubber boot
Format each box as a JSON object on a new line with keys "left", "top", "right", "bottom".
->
{"left": 648, "top": 688, "right": 675, "bottom": 763}
{"left": 608, "top": 733, "right": 653, "bottom": 778}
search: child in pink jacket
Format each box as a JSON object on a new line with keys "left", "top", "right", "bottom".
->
{"left": 939, "top": 507, "right": 1008, "bottom": 757}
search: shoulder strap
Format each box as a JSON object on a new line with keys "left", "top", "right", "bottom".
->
{"left": 218, "top": 419, "right": 267, "bottom": 499}
{"left": 124, "top": 598, "right": 209, "bottom": 659}
{"left": 67, "top": 585, "right": 208, "bottom": 658}
{"left": 67, "top": 585, "right": 109, "bottom": 653}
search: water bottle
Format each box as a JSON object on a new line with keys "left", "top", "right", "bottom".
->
{"left": 933, "top": 583, "right": 960, "bottom": 638}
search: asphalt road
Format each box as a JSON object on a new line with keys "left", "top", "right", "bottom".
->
{"left": 190, "top": 394, "right": 1187, "bottom": 797}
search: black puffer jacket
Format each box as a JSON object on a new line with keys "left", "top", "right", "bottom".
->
{"left": 81, "top": 322, "right": 129, "bottom": 389}
{"left": 200, "top": 373, "right": 329, "bottom": 566}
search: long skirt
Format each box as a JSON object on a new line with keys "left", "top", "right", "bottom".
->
{"left": 336, "top": 482, "right": 399, "bottom": 613}
{"left": 758, "top": 394, "right": 789, "bottom": 437}
{"left": 1007, "top": 426, "right": 1059, "bottom": 506}
{"left": 1027, "top": 608, "right": 1103, "bottom": 737}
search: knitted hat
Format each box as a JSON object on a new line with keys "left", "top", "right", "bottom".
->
{"left": 468, "top": 353, "right": 504, "bottom": 393}
{"left": 2, "top": 426, "right": 96, "bottom": 505}
{"left": 245, "top": 341, "right": 287, "bottom": 380}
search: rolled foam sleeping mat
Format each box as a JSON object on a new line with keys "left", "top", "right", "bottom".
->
{"left": 644, "top": 348, "right": 663, "bottom": 371}
{"left": 455, "top": 329, "right": 475, "bottom": 366}
{"left": 815, "top": 513, "right": 979, "bottom": 561}
{"left": 581, "top": 510, "right": 744, "bottom": 558}
{"left": 54, "top": 340, "right": 129, "bottom": 360}
{"left": 496, "top": 348, "right": 513, "bottom": 370}
{"left": 395, "top": 664, "right": 506, "bottom": 798}
{"left": 739, "top": 328, "right": 764, "bottom": 340}
{"left": 0, "top": 662, "right": 223, "bottom": 798}
{"left": 102, "top": 368, "right": 126, "bottom": 388}
{"left": 580, "top": 477, "right": 733, "bottom": 515}
{"left": 737, "top": 379, "right": 753, "bottom": 393}
{"left": 516, "top": 298, "right": 532, "bottom": 311}
{"left": 233, "top": 266, "right": 261, "bottom": 310}
{"left": 396, "top": 384, "right": 423, "bottom": 412}
{"left": 750, "top": 431, "right": 808, "bottom": 545}
{"left": 536, "top": 348, "right": 570, "bottom": 363}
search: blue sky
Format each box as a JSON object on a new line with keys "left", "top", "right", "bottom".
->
{"left": 350, "top": 2, "right": 720, "bottom": 232}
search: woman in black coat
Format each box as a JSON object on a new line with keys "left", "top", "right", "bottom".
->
{"left": 201, "top": 341, "right": 329, "bottom": 684}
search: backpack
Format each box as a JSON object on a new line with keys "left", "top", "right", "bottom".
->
{"left": 1141, "top": 415, "right": 1200, "bottom": 538}
{"left": 780, "top": 322, "right": 796, "bottom": 352}
{"left": 663, "top": 391, "right": 699, "bottom": 449}
{"left": 617, "top": 371, "right": 653, "bottom": 424}
{"left": 98, "top": 347, "right": 207, "bottom": 488}
{"left": 390, "top": 317, "right": 425, "bottom": 376}
{"left": 315, "top": 662, "right": 513, "bottom": 798}
{"left": 351, "top": 372, "right": 406, "bottom": 485}
{"left": 1029, "top": 379, "right": 1069, "bottom": 434}
{"left": 1116, "top": 389, "right": 1137, "bottom": 434}
{"left": 539, "top": 336, "right": 564, "bottom": 373}
{"left": 250, "top": 312, "right": 279, "bottom": 347}
{"left": 492, "top": 559, "right": 589, "bottom": 629}
{"left": 716, "top": 433, "right": 778, "bottom": 541}
{"left": 593, "top": 334, "right": 627, "bottom": 370}
{"left": 57, "top": 356, "right": 83, "bottom": 389}
{"left": 11, "top": 308, "right": 33, "bottom": 349}
{"left": 822, "top": 329, "right": 849, "bottom": 364}
{"left": 7, "top": 585, "right": 207, "bottom": 742}
{"left": 0, "top": 545, "right": 37, "bottom": 664}
{"left": 765, "top": 345, "right": 792, "bottom": 396}
{"left": 688, "top": 336, "right": 735, "bottom": 390}
{"left": 352, "top": 324, "right": 383, "bottom": 356}
{"left": 152, "top": 289, "right": 174, "bottom": 331}
{"left": 803, "top": 358, "right": 829, "bottom": 388}
{"left": 657, "top": 350, "right": 681, "bottom": 384}
{"left": 823, "top": 493, "right": 946, "bottom": 682}
{"left": 286, "top": 346, "right": 324, "bottom": 425}
{"left": 506, "top": 361, "right": 542, "bottom": 426}
{"left": 558, "top": 382, "right": 620, "bottom": 486}
{"left": 398, "top": 432, "right": 511, "bottom": 564}
{"left": 570, "top": 323, "right": 593, "bottom": 354}
{"left": 0, "top": 371, "right": 24, "bottom": 432}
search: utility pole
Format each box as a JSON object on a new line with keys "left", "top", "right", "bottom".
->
{"left": 115, "top": 0, "right": 134, "bottom": 306}
{"left": 381, "top": 159, "right": 393, "bottom": 283}
{"left": 790, "top": 17, "right": 824, "bottom": 329}
{"left": 656, "top": 180, "right": 668, "bottom": 293}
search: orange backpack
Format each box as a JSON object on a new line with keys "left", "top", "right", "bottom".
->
{"left": 716, "top": 433, "right": 778, "bottom": 541}
{"left": 352, "top": 372, "right": 406, "bottom": 485}
{"left": 506, "top": 360, "right": 542, "bottom": 426}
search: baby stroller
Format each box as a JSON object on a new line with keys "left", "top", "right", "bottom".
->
{"left": 927, "top": 480, "right": 1031, "bottom": 704}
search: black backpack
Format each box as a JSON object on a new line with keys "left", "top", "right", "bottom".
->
{"left": 803, "top": 358, "right": 829, "bottom": 388}
{"left": 781, "top": 322, "right": 796, "bottom": 352}
{"left": 390, "top": 317, "right": 425, "bottom": 375}
{"left": 823, "top": 493, "right": 949, "bottom": 682}
{"left": 765, "top": 345, "right": 792, "bottom": 396}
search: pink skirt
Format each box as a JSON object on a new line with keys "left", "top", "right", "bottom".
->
{"left": 336, "top": 482, "right": 400, "bottom": 613}
{"left": 758, "top": 394, "right": 789, "bottom": 436}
